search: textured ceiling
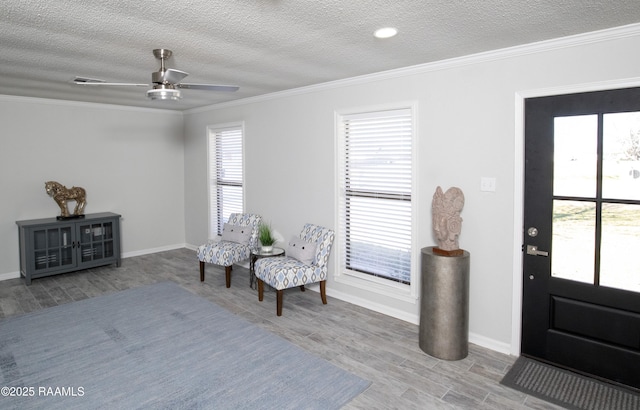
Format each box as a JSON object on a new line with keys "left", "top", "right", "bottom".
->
{"left": 2, "top": 0, "right": 640, "bottom": 111}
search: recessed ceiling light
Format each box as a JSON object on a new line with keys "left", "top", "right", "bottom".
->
{"left": 374, "top": 27, "right": 398, "bottom": 39}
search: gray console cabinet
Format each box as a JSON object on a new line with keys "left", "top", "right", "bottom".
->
{"left": 16, "top": 212, "right": 121, "bottom": 285}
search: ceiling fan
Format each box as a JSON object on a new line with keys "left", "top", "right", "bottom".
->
{"left": 73, "top": 49, "right": 239, "bottom": 100}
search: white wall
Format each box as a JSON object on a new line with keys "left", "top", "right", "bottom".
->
{"left": 183, "top": 25, "right": 640, "bottom": 353}
{"left": 0, "top": 97, "right": 186, "bottom": 279}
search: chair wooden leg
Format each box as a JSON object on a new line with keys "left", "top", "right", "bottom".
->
{"left": 258, "top": 279, "right": 264, "bottom": 301}
{"left": 276, "top": 290, "right": 283, "bottom": 316}
{"left": 225, "top": 265, "right": 232, "bottom": 288}
{"left": 199, "top": 261, "right": 205, "bottom": 282}
{"left": 320, "top": 280, "right": 327, "bottom": 304}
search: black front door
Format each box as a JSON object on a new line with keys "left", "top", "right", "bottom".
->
{"left": 522, "top": 87, "right": 640, "bottom": 389}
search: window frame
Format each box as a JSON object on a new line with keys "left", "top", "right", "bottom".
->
{"left": 206, "top": 122, "right": 245, "bottom": 239}
{"left": 334, "top": 103, "right": 419, "bottom": 302}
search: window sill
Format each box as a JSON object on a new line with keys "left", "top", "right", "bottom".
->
{"left": 333, "top": 268, "right": 418, "bottom": 304}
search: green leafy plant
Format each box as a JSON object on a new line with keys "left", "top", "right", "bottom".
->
{"left": 259, "top": 223, "right": 276, "bottom": 246}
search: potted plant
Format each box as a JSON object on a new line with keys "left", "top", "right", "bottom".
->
{"left": 259, "top": 222, "right": 276, "bottom": 253}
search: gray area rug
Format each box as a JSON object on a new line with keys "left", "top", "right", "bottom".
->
{"left": 0, "top": 281, "right": 370, "bottom": 409}
{"left": 501, "top": 356, "right": 640, "bottom": 410}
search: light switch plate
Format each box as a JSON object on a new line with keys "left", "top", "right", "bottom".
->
{"left": 480, "top": 177, "right": 496, "bottom": 192}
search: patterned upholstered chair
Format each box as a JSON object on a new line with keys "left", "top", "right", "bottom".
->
{"left": 255, "top": 223, "right": 335, "bottom": 316}
{"left": 196, "top": 213, "right": 261, "bottom": 287}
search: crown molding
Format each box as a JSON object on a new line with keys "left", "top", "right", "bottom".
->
{"left": 185, "top": 22, "right": 640, "bottom": 114}
{"left": 0, "top": 94, "right": 183, "bottom": 115}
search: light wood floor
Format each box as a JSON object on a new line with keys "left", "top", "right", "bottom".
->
{"left": 0, "top": 248, "right": 563, "bottom": 409}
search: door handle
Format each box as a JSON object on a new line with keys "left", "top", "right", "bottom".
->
{"left": 526, "top": 244, "right": 549, "bottom": 257}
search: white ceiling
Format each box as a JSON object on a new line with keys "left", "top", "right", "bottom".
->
{"left": 2, "top": 0, "right": 640, "bottom": 111}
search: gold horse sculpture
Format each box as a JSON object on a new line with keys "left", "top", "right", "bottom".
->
{"left": 45, "top": 181, "right": 86, "bottom": 218}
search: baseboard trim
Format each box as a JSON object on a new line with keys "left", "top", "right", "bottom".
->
{"left": 121, "top": 243, "right": 186, "bottom": 258}
{"left": 468, "top": 332, "right": 511, "bottom": 355}
{"left": 326, "top": 287, "right": 419, "bottom": 324}
{"left": 0, "top": 244, "right": 188, "bottom": 282}
{"left": 0, "top": 271, "right": 20, "bottom": 281}
{"left": 326, "top": 286, "right": 513, "bottom": 356}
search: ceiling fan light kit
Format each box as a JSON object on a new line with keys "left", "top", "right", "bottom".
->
{"left": 73, "top": 48, "right": 238, "bottom": 102}
{"left": 147, "top": 88, "right": 181, "bottom": 100}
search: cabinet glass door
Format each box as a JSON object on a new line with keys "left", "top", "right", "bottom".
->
{"left": 33, "top": 226, "right": 74, "bottom": 271}
{"left": 78, "top": 221, "right": 114, "bottom": 263}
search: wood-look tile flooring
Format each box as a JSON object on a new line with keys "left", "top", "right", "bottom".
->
{"left": 0, "top": 248, "right": 563, "bottom": 409}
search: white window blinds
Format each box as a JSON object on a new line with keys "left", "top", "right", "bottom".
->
{"left": 208, "top": 125, "right": 244, "bottom": 238}
{"left": 339, "top": 108, "right": 413, "bottom": 284}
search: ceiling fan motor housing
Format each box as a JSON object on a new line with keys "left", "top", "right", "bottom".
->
{"left": 152, "top": 71, "right": 167, "bottom": 85}
{"left": 73, "top": 48, "right": 238, "bottom": 101}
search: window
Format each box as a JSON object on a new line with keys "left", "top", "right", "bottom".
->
{"left": 208, "top": 124, "right": 244, "bottom": 238}
{"left": 337, "top": 108, "right": 413, "bottom": 285}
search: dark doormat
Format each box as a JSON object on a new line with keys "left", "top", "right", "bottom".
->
{"left": 501, "top": 356, "right": 640, "bottom": 410}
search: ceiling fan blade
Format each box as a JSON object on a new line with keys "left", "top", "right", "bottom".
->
{"left": 73, "top": 77, "right": 148, "bottom": 87}
{"left": 163, "top": 69, "right": 188, "bottom": 84}
{"left": 176, "top": 83, "right": 239, "bottom": 92}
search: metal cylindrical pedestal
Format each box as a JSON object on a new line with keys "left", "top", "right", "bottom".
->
{"left": 419, "top": 246, "right": 470, "bottom": 360}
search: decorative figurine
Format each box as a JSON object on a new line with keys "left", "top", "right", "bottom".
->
{"left": 432, "top": 186, "right": 464, "bottom": 255}
{"left": 45, "top": 181, "right": 86, "bottom": 219}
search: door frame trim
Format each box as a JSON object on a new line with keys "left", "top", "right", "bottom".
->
{"left": 511, "top": 77, "right": 640, "bottom": 356}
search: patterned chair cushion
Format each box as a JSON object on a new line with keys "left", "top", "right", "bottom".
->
{"left": 254, "top": 256, "right": 324, "bottom": 290}
{"left": 255, "top": 224, "right": 335, "bottom": 291}
{"left": 196, "top": 213, "right": 261, "bottom": 267}
{"left": 197, "top": 240, "right": 252, "bottom": 267}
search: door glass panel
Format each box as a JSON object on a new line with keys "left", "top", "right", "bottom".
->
{"left": 49, "top": 249, "right": 60, "bottom": 267}
{"left": 35, "top": 250, "right": 47, "bottom": 270}
{"left": 92, "top": 224, "right": 104, "bottom": 239}
{"left": 81, "top": 245, "right": 94, "bottom": 262}
{"left": 600, "top": 203, "right": 640, "bottom": 292}
{"left": 34, "top": 230, "right": 46, "bottom": 250}
{"left": 61, "top": 227, "right": 72, "bottom": 247}
{"left": 104, "top": 241, "right": 114, "bottom": 258}
{"left": 554, "top": 115, "right": 598, "bottom": 198}
{"left": 551, "top": 200, "right": 595, "bottom": 284}
{"left": 61, "top": 247, "right": 73, "bottom": 266}
{"left": 94, "top": 244, "right": 104, "bottom": 259}
{"left": 602, "top": 112, "right": 640, "bottom": 200}
{"left": 104, "top": 222, "right": 113, "bottom": 239}
{"left": 80, "top": 225, "right": 92, "bottom": 243}
{"left": 48, "top": 229, "right": 60, "bottom": 247}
